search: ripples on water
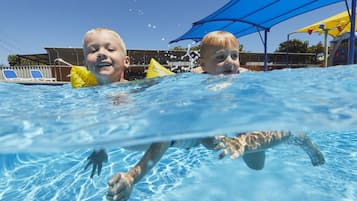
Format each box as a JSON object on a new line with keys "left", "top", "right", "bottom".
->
{"left": 0, "top": 65, "right": 356, "bottom": 200}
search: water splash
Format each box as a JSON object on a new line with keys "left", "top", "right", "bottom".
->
{"left": 179, "top": 43, "right": 200, "bottom": 71}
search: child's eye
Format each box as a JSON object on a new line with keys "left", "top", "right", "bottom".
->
{"left": 88, "top": 47, "right": 98, "bottom": 53}
{"left": 90, "top": 49, "right": 97, "bottom": 53}
{"left": 215, "top": 54, "right": 227, "bottom": 62}
{"left": 231, "top": 52, "right": 238, "bottom": 60}
{"left": 106, "top": 45, "right": 116, "bottom": 52}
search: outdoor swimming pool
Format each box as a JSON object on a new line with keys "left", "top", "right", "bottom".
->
{"left": 0, "top": 65, "right": 356, "bottom": 201}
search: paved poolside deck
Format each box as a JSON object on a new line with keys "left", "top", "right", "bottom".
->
{"left": 1, "top": 79, "right": 69, "bottom": 85}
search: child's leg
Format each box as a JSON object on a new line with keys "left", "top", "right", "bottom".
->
{"left": 205, "top": 131, "right": 325, "bottom": 169}
{"left": 241, "top": 131, "right": 325, "bottom": 167}
{"left": 242, "top": 151, "right": 266, "bottom": 170}
{"left": 239, "top": 131, "right": 290, "bottom": 170}
{"left": 286, "top": 133, "right": 325, "bottom": 166}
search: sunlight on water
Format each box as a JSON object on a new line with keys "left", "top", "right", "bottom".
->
{"left": 0, "top": 131, "right": 356, "bottom": 201}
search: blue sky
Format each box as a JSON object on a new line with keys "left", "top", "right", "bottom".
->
{"left": 0, "top": 0, "right": 348, "bottom": 65}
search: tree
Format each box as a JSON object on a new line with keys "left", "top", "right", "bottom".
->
{"left": 7, "top": 55, "right": 19, "bottom": 66}
{"left": 171, "top": 43, "right": 244, "bottom": 52}
{"left": 275, "top": 39, "right": 309, "bottom": 53}
{"left": 7, "top": 54, "right": 39, "bottom": 66}
{"left": 170, "top": 45, "right": 200, "bottom": 51}
{"left": 170, "top": 46, "right": 186, "bottom": 51}
{"left": 307, "top": 41, "right": 324, "bottom": 54}
{"left": 239, "top": 44, "right": 244, "bottom": 52}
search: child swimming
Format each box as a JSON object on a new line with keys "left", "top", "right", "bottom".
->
{"left": 193, "top": 30, "right": 325, "bottom": 169}
{"left": 77, "top": 28, "right": 288, "bottom": 201}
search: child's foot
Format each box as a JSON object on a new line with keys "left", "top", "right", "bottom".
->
{"left": 290, "top": 133, "right": 325, "bottom": 166}
{"left": 302, "top": 140, "right": 325, "bottom": 166}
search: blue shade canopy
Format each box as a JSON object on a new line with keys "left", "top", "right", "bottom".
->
{"left": 170, "top": 0, "right": 343, "bottom": 43}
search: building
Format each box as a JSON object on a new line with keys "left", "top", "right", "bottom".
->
{"left": 2, "top": 47, "right": 318, "bottom": 82}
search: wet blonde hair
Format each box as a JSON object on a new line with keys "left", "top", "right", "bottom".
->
{"left": 200, "top": 31, "right": 239, "bottom": 59}
{"left": 83, "top": 27, "right": 127, "bottom": 55}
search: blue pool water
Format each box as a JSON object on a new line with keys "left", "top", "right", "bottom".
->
{"left": 0, "top": 65, "right": 356, "bottom": 201}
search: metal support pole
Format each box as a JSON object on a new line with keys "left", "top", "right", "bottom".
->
{"left": 348, "top": 0, "right": 356, "bottom": 64}
{"left": 286, "top": 34, "right": 289, "bottom": 68}
{"left": 324, "top": 30, "right": 328, "bottom": 67}
{"left": 264, "top": 30, "right": 268, "bottom": 71}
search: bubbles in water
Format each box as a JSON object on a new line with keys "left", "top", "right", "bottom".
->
{"left": 148, "top": 160, "right": 154, "bottom": 168}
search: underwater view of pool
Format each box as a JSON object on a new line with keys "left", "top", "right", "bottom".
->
{"left": 0, "top": 65, "right": 356, "bottom": 201}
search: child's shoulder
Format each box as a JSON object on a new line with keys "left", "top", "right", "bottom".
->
{"left": 191, "top": 66, "right": 204, "bottom": 73}
{"left": 239, "top": 67, "right": 249, "bottom": 73}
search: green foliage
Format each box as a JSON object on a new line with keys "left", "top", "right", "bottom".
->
{"left": 7, "top": 55, "right": 18, "bottom": 66}
{"left": 170, "top": 46, "right": 186, "bottom": 51}
{"left": 191, "top": 45, "right": 200, "bottom": 51}
{"left": 275, "top": 39, "right": 309, "bottom": 53}
{"left": 170, "top": 43, "right": 244, "bottom": 52}
{"left": 276, "top": 39, "right": 324, "bottom": 54}
{"left": 7, "top": 55, "right": 39, "bottom": 66}
{"left": 306, "top": 42, "right": 324, "bottom": 54}
{"left": 170, "top": 45, "right": 200, "bottom": 51}
{"left": 239, "top": 44, "right": 244, "bottom": 52}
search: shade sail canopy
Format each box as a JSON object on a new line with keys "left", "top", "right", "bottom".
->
{"left": 170, "top": 0, "right": 343, "bottom": 43}
{"left": 295, "top": 8, "right": 357, "bottom": 38}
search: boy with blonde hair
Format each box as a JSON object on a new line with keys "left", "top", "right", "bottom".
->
{"left": 195, "top": 30, "right": 325, "bottom": 170}
{"left": 83, "top": 28, "right": 130, "bottom": 84}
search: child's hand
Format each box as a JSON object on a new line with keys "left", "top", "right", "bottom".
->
{"left": 106, "top": 172, "right": 134, "bottom": 201}
{"left": 214, "top": 136, "right": 245, "bottom": 159}
{"left": 84, "top": 149, "right": 108, "bottom": 178}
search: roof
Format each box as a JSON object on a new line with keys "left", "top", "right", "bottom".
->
{"left": 45, "top": 47, "right": 84, "bottom": 65}
{"left": 14, "top": 48, "right": 84, "bottom": 66}
{"left": 170, "top": 0, "right": 343, "bottom": 43}
{"left": 295, "top": 8, "right": 357, "bottom": 38}
{"left": 16, "top": 53, "right": 49, "bottom": 65}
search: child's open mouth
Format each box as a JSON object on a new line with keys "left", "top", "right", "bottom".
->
{"left": 96, "top": 62, "right": 112, "bottom": 68}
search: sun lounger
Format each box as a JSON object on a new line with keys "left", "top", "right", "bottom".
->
{"left": 2, "top": 69, "right": 59, "bottom": 84}
{"left": 2, "top": 69, "right": 18, "bottom": 80}
{"left": 30, "top": 69, "right": 56, "bottom": 82}
{"left": 1, "top": 69, "right": 35, "bottom": 83}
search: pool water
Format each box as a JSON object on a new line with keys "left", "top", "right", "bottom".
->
{"left": 0, "top": 65, "right": 356, "bottom": 201}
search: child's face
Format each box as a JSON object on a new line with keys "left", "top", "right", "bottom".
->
{"left": 201, "top": 46, "right": 240, "bottom": 75}
{"left": 84, "top": 31, "right": 129, "bottom": 83}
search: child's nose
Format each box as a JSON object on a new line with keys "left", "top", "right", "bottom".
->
{"left": 224, "top": 55, "right": 235, "bottom": 64}
{"left": 97, "top": 48, "right": 108, "bottom": 59}
{"left": 97, "top": 52, "right": 107, "bottom": 60}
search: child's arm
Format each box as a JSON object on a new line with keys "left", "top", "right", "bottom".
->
{"left": 213, "top": 131, "right": 325, "bottom": 166}
{"left": 107, "top": 142, "right": 170, "bottom": 201}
